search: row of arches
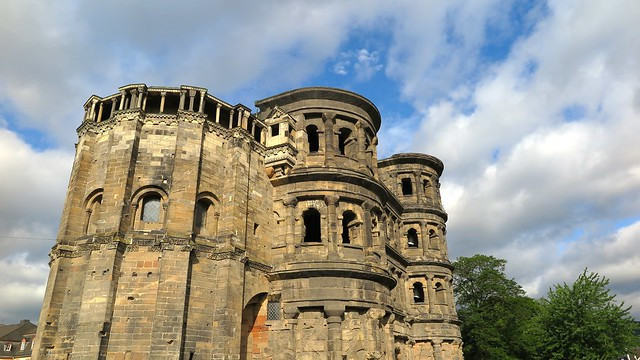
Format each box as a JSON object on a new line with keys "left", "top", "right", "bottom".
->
{"left": 304, "top": 124, "right": 364, "bottom": 158}
{"left": 411, "top": 281, "right": 446, "bottom": 304}
{"left": 301, "top": 208, "right": 359, "bottom": 244}
{"left": 82, "top": 187, "right": 220, "bottom": 236}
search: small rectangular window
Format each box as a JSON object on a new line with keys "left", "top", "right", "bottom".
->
{"left": 271, "top": 124, "right": 280, "bottom": 136}
{"left": 267, "top": 300, "right": 280, "bottom": 320}
{"left": 4, "top": 344, "right": 11, "bottom": 351}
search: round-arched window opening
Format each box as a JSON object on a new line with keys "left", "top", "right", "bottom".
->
{"left": 341, "top": 211, "right": 357, "bottom": 244}
{"left": 407, "top": 228, "right": 419, "bottom": 248}
{"left": 338, "top": 128, "right": 352, "bottom": 156}
{"left": 413, "top": 282, "right": 425, "bottom": 303}
{"left": 306, "top": 125, "right": 319, "bottom": 153}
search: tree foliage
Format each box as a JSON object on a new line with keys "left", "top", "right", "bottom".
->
{"left": 537, "top": 269, "right": 639, "bottom": 360}
{"left": 453, "top": 255, "right": 541, "bottom": 359}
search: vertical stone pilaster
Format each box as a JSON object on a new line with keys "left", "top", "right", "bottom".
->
{"left": 362, "top": 201, "right": 374, "bottom": 259}
{"left": 414, "top": 171, "right": 423, "bottom": 203}
{"left": 323, "top": 112, "right": 336, "bottom": 166}
{"left": 324, "top": 304, "right": 344, "bottom": 360}
{"left": 356, "top": 121, "right": 367, "bottom": 170}
{"left": 432, "top": 340, "right": 443, "bottom": 360}
{"left": 420, "top": 221, "right": 429, "bottom": 255}
{"left": 149, "top": 247, "right": 191, "bottom": 359}
{"left": 324, "top": 195, "right": 339, "bottom": 254}
{"left": 426, "top": 274, "right": 435, "bottom": 314}
{"left": 283, "top": 197, "right": 298, "bottom": 255}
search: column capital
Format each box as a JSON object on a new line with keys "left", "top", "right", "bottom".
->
{"left": 283, "top": 196, "right": 298, "bottom": 208}
{"left": 216, "top": 103, "right": 222, "bottom": 109}
{"left": 362, "top": 200, "right": 374, "bottom": 211}
{"left": 324, "top": 195, "right": 339, "bottom": 206}
{"left": 321, "top": 112, "right": 336, "bottom": 123}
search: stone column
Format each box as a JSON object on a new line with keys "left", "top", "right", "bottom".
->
{"left": 130, "top": 89, "right": 138, "bottom": 109}
{"left": 426, "top": 275, "right": 435, "bottom": 314}
{"left": 237, "top": 108, "right": 244, "bottom": 129}
{"left": 414, "top": 171, "right": 423, "bottom": 203}
{"left": 179, "top": 90, "right": 187, "bottom": 110}
{"left": 188, "top": 90, "right": 196, "bottom": 111}
{"left": 96, "top": 102, "right": 103, "bottom": 122}
{"left": 119, "top": 91, "right": 126, "bottom": 110}
{"left": 356, "top": 121, "right": 367, "bottom": 170}
{"left": 446, "top": 275, "right": 456, "bottom": 315}
{"left": 199, "top": 91, "right": 206, "bottom": 113}
{"left": 372, "top": 136, "right": 379, "bottom": 178}
{"left": 324, "top": 195, "right": 339, "bottom": 255}
{"left": 242, "top": 109, "right": 249, "bottom": 130}
{"left": 283, "top": 197, "right": 298, "bottom": 255}
{"left": 89, "top": 99, "right": 97, "bottom": 121}
{"left": 420, "top": 221, "right": 429, "bottom": 254}
{"left": 141, "top": 91, "right": 147, "bottom": 111}
{"left": 323, "top": 112, "right": 336, "bottom": 166}
{"left": 228, "top": 109, "right": 234, "bottom": 129}
{"left": 136, "top": 87, "right": 144, "bottom": 108}
{"left": 283, "top": 305, "right": 299, "bottom": 358}
{"left": 110, "top": 99, "right": 117, "bottom": 116}
{"left": 215, "top": 103, "right": 221, "bottom": 123}
{"left": 160, "top": 91, "right": 166, "bottom": 113}
{"left": 362, "top": 201, "right": 374, "bottom": 258}
{"left": 261, "top": 128, "right": 267, "bottom": 145}
{"left": 250, "top": 120, "right": 255, "bottom": 136}
{"left": 432, "top": 340, "right": 443, "bottom": 360}
{"left": 324, "top": 304, "right": 345, "bottom": 360}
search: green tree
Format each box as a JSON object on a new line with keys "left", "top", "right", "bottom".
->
{"left": 453, "top": 254, "right": 540, "bottom": 360}
{"left": 538, "top": 269, "right": 639, "bottom": 360}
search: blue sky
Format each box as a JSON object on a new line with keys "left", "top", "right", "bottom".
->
{"left": 0, "top": 0, "right": 639, "bottom": 323}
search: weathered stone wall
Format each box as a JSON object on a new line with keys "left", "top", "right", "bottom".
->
{"left": 35, "top": 85, "right": 462, "bottom": 360}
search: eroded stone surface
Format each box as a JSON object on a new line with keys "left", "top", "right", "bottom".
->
{"left": 33, "top": 85, "right": 462, "bottom": 360}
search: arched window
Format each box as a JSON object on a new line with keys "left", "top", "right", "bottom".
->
{"left": 341, "top": 211, "right": 357, "bottom": 244}
{"left": 338, "top": 128, "right": 352, "bottom": 156}
{"left": 194, "top": 198, "right": 211, "bottom": 235}
{"left": 435, "top": 282, "right": 446, "bottom": 303}
{"left": 401, "top": 178, "right": 413, "bottom": 195}
{"left": 85, "top": 193, "right": 103, "bottom": 235}
{"left": 303, "top": 208, "right": 321, "bottom": 242}
{"left": 306, "top": 125, "right": 319, "bottom": 153}
{"left": 141, "top": 194, "right": 161, "bottom": 222}
{"left": 413, "top": 282, "right": 425, "bottom": 303}
{"left": 407, "top": 228, "right": 419, "bottom": 248}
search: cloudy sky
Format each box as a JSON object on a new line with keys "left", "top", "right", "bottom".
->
{"left": 1, "top": 0, "right": 639, "bottom": 323}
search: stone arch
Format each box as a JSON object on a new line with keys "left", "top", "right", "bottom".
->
{"left": 240, "top": 292, "right": 269, "bottom": 360}
{"left": 435, "top": 281, "right": 446, "bottom": 304}
{"left": 302, "top": 208, "right": 321, "bottom": 242}
{"left": 83, "top": 189, "right": 103, "bottom": 235}
{"left": 341, "top": 210, "right": 357, "bottom": 244}
{"left": 412, "top": 282, "right": 425, "bottom": 303}
{"left": 337, "top": 127, "right": 354, "bottom": 157}
{"left": 131, "top": 186, "right": 168, "bottom": 231}
{"left": 193, "top": 192, "right": 220, "bottom": 236}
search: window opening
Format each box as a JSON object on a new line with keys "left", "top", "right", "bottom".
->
{"left": 435, "top": 282, "right": 446, "bottom": 303}
{"left": 303, "top": 208, "right": 321, "bottom": 242}
{"left": 413, "top": 282, "right": 425, "bottom": 303}
{"left": 271, "top": 124, "right": 280, "bottom": 136}
{"left": 194, "top": 199, "right": 210, "bottom": 230}
{"left": 267, "top": 300, "right": 280, "bottom": 320}
{"left": 307, "top": 125, "right": 319, "bottom": 153}
{"left": 407, "top": 228, "right": 419, "bottom": 248}
{"left": 401, "top": 178, "right": 413, "bottom": 195}
{"left": 141, "top": 195, "right": 161, "bottom": 222}
{"left": 341, "top": 211, "right": 356, "bottom": 244}
{"left": 338, "top": 128, "right": 352, "bottom": 155}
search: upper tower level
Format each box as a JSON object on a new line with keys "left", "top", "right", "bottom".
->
{"left": 256, "top": 87, "right": 381, "bottom": 177}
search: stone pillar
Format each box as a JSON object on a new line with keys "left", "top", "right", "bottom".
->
{"left": 242, "top": 109, "right": 249, "bottom": 130}
{"left": 283, "top": 197, "right": 298, "bottom": 255}
{"left": 324, "top": 195, "right": 339, "bottom": 254}
{"left": 324, "top": 304, "right": 344, "bottom": 360}
{"left": 282, "top": 305, "right": 299, "bottom": 358}
{"left": 323, "top": 112, "right": 336, "bottom": 166}
{"left": 160, "top": 91, "right": 166, "bottom": 113}
{"left": 372, "top": 136, "right": 379, "bottom": 178}
{"left": 119, "top": 91, "right": 126, "bottom": 110}
{"left": 179, "top": 90, "right": 187, "bottom": 110}
{"left": 261, "top": 128, "right": 267, "bottom": 145}
{"left": 136, "top": 87, "right": 144, "bottom": 108}
{"left": 426, "top": 275, "right": 435, "bottom": 314}
{"left": 215, "top": 103, "right": 221, "bottom": 123}
{"left": 432, "top": 340, "right": 443, "bottom": 360}
{"left": 141, "top": 91, "right": 147, "bottom": 111}
{"left": 188, "top": 90, "right": 196, "bottom": 111}
{"left": 199, "top": 91, "right": 206, "bottom": 113}
{"left": 356, "top": 121, "right": 367, "bottom": 170}
{"left": 96, "top": 102, "right": 104, "bottom": 122}
{"left": 130, "top": 89, "right": 138, "bottom": 109}
{"left": 228, "top": 109, "right": 234, "bottom": 129}
{"left": 446, "top": 275, "right": 456, "bottom": 315}
{"left": 237, "top": 108, "right": 244, "bottom": 129}
{"left": 89, "top": 99, "right": 97, "bottom": 121}
{"left": 110, "top": 99, "right": 117, "bottom": 116}
{"left": 414, "top": 171, "right": 423, "bottom": 203}
{"left": 362, "top": 201, "right": 374, "bottom": 258}
{"left": 420, "top": 221, "right": 429, "bottom": 254}
{"left": 250, "top": 120, "right": 256, "bottom": 136}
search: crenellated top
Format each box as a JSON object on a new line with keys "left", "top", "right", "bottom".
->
{"left": 80, "top": 84, "right": 267, "bottom": 144}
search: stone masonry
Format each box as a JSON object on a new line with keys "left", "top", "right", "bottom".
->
{"left": 33, "top": 85, "right": 463, "bottom": 360}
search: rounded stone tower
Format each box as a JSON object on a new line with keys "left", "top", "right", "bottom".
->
{"left": 34, "top": 85, "right": 462, "bottom": 360}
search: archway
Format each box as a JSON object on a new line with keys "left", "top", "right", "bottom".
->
{"left": 240, "top": 293, "right": 268, "bottom": 360}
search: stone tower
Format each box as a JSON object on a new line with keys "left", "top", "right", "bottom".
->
{"left": 34, "top": 85, "right": 462, "bottom": 360}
